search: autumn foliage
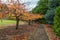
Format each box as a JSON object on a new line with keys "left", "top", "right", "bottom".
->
{"left": 0, "top": 0, "right": 43, "bottom": 21}
{"left": 20, "top": 13, "right": 44, "bottom": 21}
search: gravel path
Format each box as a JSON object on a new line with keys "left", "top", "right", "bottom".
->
{"left": 29, "top": 24, "right": 49, "bottom": 40}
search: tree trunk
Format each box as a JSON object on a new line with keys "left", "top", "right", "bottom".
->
{"left": 16, "top": 17, "right": 19, "bottom": 29}
{"left": 28, "top": 20, "right": 31, "bottom": 25}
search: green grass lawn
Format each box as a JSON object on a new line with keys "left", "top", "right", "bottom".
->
{"left": 0, "top": 20, "right": 16, "bottom": 25}
{"left": 0, "top": 19, "right": 25, "bottom": 29}
{"left": 0, "top": 19, "right": 25, "bottom": 26}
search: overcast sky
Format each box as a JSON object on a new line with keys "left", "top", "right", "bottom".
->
{"left": 22, "top": 0, "right": 39, "bottom": 11}
{"left": 1, "top": 0, "right": 39, "bottom": 11}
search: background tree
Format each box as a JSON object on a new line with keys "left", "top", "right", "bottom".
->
{"left": 32, "top": 0, "right": 48, "bottom": 14}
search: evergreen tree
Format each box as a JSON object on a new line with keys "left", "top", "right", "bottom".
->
{"left": 32, "top": 0, "right": 48, "bottom": 14}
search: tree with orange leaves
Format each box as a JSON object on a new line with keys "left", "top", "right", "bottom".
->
{"left": 0, "top": 0, "right": 26, "bottom": 29}
{"left": 20, "top": 12, "right": 44, "bottom": 25}
{"left": 6, "top": 0, "right": 26, "bottom": 29}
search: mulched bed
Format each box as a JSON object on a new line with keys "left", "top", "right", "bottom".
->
{"left": 0, "top": 23, "right": 38, "bottom": 40}
{"left": 43, "top": 24, "right": 60, "bottom": 40}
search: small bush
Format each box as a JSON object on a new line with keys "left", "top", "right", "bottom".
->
{"left": 53, "top": 6, "right": 60, "bottom": 37}
{"left": 45, "top": 9, "right": 55, "bottom": 25}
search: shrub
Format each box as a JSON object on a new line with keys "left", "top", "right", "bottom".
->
{"left": 53, "top": 6, "right": 60, "bottom": 37}
{"left": 45, "top": 9, "right": 55, "bottom": 25}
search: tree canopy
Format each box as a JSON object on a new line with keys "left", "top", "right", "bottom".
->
{"left": 32, "top": 0, "right": 48, "bottom": 14}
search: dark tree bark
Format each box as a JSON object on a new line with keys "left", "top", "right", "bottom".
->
{"left": 28, "top": 20, "right": 31, "bottom": 25}
{"left": 16, "top": 17, "right": 19, "bottom": 29}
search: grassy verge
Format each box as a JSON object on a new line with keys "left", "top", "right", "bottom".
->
{"left": 0, "top": 19, "right": 25, "bottom": 26}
